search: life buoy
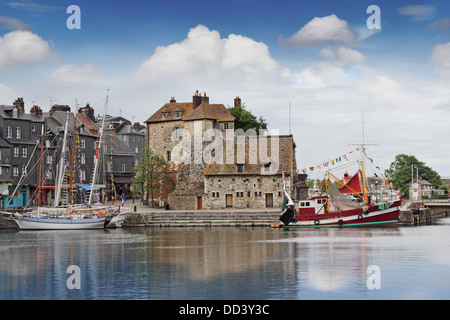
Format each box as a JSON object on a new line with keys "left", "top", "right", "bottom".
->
{"left": 338, "top": 219, "right": 344, "bottom": 226}
{"left": 358, "top": 214, "right": 363, "bottom": 220}
{"left": 314, "top": 219, "right": 320, "bottom": 225}
{"left": 98, "top": 212, "right": 104, "bottom": 218}
{"left": 364, "top": 210, "right": 369, "bottom": 216}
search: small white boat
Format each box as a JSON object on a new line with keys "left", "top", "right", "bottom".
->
{"left": 12, "top": 216, "right": 107, "bottom": 230}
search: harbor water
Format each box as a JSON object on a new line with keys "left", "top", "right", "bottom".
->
{"left": 1, "top": 217, "right": 450, "bottom": 300}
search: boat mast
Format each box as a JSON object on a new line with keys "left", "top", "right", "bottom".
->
{"left": 54, "top": 112, "right": 70, "bottom": 207}
{"left": 68, "top": 103, "right": 77, "bottom": 207}
{"left": 38, "top": 120, "right": 45, "bottom": 207}
{"left": 88, "top": 91, "right": 109, "bottom": 205}
{"left": 360, "top": 109, "right": 369, "bottom": 203}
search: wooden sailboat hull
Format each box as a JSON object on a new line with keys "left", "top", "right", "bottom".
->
{"left": 12, "top": 216, "right": 107, "bottom": 230}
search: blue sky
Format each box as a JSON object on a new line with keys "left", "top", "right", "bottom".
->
{"left": 1, "top": 0, "right": 450, "bottom": 177}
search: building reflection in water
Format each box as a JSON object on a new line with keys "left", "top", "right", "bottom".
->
{"left": 0, "top": 226, "right": 421, "bottom": 300}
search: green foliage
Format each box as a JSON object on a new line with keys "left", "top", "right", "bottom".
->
{"left": 227, "top": 102, "right": 268, "bottom": 134}
{"left": 384, "top": 154, "right": 441, "bottom": 198}
{"left": 132, "top": 147, "right": 168, "bottom": 206}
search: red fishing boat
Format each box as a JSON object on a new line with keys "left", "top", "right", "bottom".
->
{"left": 275, "top": 145, "right": 402, "bottom": 228}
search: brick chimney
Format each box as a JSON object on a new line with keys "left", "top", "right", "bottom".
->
{"left": 170, "top": 97, "right": 176, "bottom": 103}
{"left": 234, "top": 96, "right": 241, "bottom": 108}
{"left": 49, "top": 104, "right": 70, "bottom": 116}
{"left": 193, "top": 90, "right": 202, "bottom": 109}
{"left": 13, "top": 98, "right": 25, "bottom": 113}
{"left": 30, "top": 105, "right": 43, "bottom": 117}
{"left": 78, "top": 103, "right": 95, "bottom": 122}
{"left": 133, "top": 122, "right": 141, "bottom": 131}
{"left": 201, "top": 92, "right": 209, "bottom": 104}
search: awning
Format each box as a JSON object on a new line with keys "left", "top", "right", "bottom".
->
{"left": 76, "top": 184, "right": 101, "bottom": 191}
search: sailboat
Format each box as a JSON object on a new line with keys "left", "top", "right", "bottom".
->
{"left": 2, "top": 94, "right": 126, "bottom": 230}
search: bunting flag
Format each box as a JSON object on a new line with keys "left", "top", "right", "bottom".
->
{"left": 300, "top": 149, "right": 356, "bottom": 175}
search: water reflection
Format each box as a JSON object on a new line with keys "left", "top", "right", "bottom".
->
{"left": 1, "top": 221, "right": 450, "bottom": 300}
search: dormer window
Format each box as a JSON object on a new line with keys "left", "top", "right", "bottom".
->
{"left": 236, "top": 164, "right": 244, "bottom": 173}
{"left": 12, "top": 108, "right": 18, "bottom": 118}
{"left": 175, "top": 111, "right": 182, "bottom": 118}
{"left": 162, "top": 112, "right": 169, "bottom": 119}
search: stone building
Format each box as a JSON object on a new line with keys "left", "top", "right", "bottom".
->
{"left": 145, "top": 91, "right": 299, "bottom": 210}
{"left": 145, "top": 91, "right": 236, "bottom": 209}
{"left": 409, "top": 179, "right": 433, "bottom": 201}
{"left": 203, "top": 135, "right": 297, "bottom": 209}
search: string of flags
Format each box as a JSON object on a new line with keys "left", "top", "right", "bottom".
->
{"left": 300, "top": 149, "right": 357, "bottom": 174}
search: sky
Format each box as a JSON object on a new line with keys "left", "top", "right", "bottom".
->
{"left": 1, "top": 0, "right": 450, "bottom": 179}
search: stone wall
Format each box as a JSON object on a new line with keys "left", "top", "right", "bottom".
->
{"left": 204, "top": 175, "right": 284, "bottom": 209}
{"left": 168, "top": 163, "right": 205, "bottom": 210}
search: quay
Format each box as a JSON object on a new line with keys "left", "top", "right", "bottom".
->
{"left": 124, "top": 201, "right": 450, "bottom": 227}
{"left": 2, "top": 201, "right": 449, "bottom": 229}
{"left": 124, "top": 205, "right": 280, "bottom": 227}
{"left": 399, "top": 200, "right": 450, "bottom": 226}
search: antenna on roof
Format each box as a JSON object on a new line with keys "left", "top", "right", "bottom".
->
{"left": 289, "top": 102, "right": 291, "bottom": 135}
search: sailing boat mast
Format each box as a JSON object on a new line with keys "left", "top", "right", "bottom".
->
{"left": 88, "top": 91, "right": 109, "bottom": 205}
{"left": 68, "top": 105, "right": 77, "bottom": 207}
{"left": 38, "top": 121, "right": 45, "bottom": 207}
{"left": 54, "top": 112, "right": 70, "bottom": 207}
{"left": 360, "top": 109, "right": 369, "bottom": 203}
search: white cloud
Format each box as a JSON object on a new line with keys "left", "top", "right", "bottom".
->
{"left": 7, "top": 2, "right": 61, "bottom": 13}
{"left": 134, "top": 24, "right": 288, "bottom": 85}
{"left": 430, "top": 42, "right": 450, "bottom": 79}
{"left": 49, "top": 63, "right": 103, "bottom": 87}
{"left": 398, "top": 5, "right": 435, "bottom": 21}
{"left": 293, "top": 63, "right": 348, "bottom": 89}
{"left": 427, "top": 17, "right": 450, "bottom": 31}
{"left": 280, "top": 15, "right": 357, "bottom": 47}
{"left": 0, "top": 30, "right": 50, "bottom": 71}
{"left": 0, "top": 15, "right": 32, "bottom": 31}
{"left": 320, "top": 46, "right": 366, "bottom": 65}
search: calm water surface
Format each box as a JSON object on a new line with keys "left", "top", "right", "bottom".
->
{"left": 1, "top": 218, "right": 450, "bottom": 300}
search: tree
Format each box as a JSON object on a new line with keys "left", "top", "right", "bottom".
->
{"left": 132, "top": 147, "right": 169, "bottom": 207}
{"left": 384, "top": 154, "right": 441, "bottom": 198}
{"left": 227, "top": 102, "right": 268, "bottom": 134}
